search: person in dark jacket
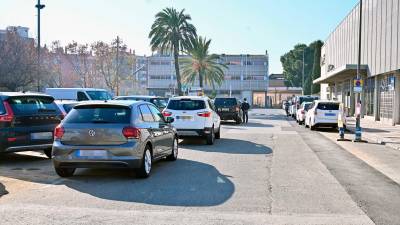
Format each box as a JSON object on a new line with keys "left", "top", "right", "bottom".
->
{"left": 241, "top": 98, "right": 250, "bottom": 123}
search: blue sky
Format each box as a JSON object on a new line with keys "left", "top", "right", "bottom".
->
{"left": 1, "top": 0, "right": 359, "bottom": 73}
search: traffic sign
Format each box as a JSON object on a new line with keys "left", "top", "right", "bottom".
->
{"left": 353, "top": 79, "right": 363, "bottom": 93}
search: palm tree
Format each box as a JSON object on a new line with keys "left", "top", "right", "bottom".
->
{"left": 149, "top": 7, "right": 196, "bottom": 96}
{"left": 180, "top": 36, "right": 227, "bottom": 90}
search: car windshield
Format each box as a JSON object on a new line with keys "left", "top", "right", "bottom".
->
{"left": 7, "top": 96, "right": 59, "bottom": 115}
{"left": 299, "top": 97, "right": 318, "bottom": 104}
{"left": 304, "top": 103, "right": 312, "bottom": 110}
{"left": 214, "top": 98, "right": 237, "bottom": 106}
{"left": 86, "top": 91, "right": 112, "bottom": 101}
{"left": 317, "top": 103, "right": 339, "bottom": 110}
{"left": 167, "top": 99, "right": 206, "bottom": 110}
{"left": 62, "top": 103, "right": 77, "bottom": 113}
{"left": 64, "top": 105, "right": 131, "bottom": 123}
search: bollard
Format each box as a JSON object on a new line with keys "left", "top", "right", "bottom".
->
{"left": 337, "top": 103, "right": 351, "bottom": 142}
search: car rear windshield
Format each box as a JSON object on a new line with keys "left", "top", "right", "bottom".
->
{"left": 317, "top": 103, "right": 339, "bottom": 110}
{"left": 304, "top": 103, "right": 312, "bottom": 110}
{"left": 214, "top": 98, "right": 237, "bottom": 106}
{"left": 167, "top": 99, "right": 206, "bottom": 110}
{"left": 64, "top": 105, "right": 131, "bottom": 124}
{"left": 299, "top": 97, "right": 318, "bottom": 104}
{"left": 86, "top": 91, "right": 112, "bottom": 101}
{"left": 7, "top": 96, "right": 59, "bottom": 115}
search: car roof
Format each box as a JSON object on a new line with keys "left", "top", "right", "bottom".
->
{"left": 170, "top": 96, "right": 209, "bottom": 100}
{"left": 0, "top": 92, "right": 53, "bottom": 98}
{"left": 73, "top": 100, "right": 145, "bottom": 108}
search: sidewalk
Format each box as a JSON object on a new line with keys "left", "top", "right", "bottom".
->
{"left": 346, "top": 117, "right": 400, "bottom": 150}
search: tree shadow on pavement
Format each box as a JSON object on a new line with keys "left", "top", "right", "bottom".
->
{"left": 180, "top": 138, "right": 272, "bottom": 155}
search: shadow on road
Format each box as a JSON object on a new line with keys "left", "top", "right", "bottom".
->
{"left": 0, "top": 153, "right": 235, "bottom": 206}
{"left": 222, "top": 121, "right": 274, "bottom": 128}
{"left": 180, "top": 138, "right": 272, "bottom": 155}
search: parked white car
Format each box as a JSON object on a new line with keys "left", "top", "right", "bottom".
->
{"left": 296, "top": 102, "right": 313, "bottom": 124}
{"left": 162, "top": 96, "right": 221, "bottom": 145}
{"left": 305, "top": 100, "right": 343, "bottom": 130}
{"left": 46, "top": 88, "right": 113, "bottom": 101}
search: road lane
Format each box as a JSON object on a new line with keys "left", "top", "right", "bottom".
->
{"left": 0, "top": 109, "right": 374, "bottom": 225}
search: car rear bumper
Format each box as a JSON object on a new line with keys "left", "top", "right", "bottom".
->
{"left": 177, "top": 127, "right": 212, "bottom": 137}
{"left": 218, "top": 112, "right": 240, "bottom": 121}
{"left": 52, "top": 141, "right": 143, "bottom": 169}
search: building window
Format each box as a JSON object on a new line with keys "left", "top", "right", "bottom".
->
{"left": 379, "top": 74, "right": 395, "bottom": 120}
{"left": 365, "top": 78, "right": 374, "bottom": 116}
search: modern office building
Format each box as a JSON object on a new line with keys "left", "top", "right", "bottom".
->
{"left": 147, "top": 53, "right": 269, "bottom": 106}
{"left": 314, "top": 0, "right": 400, "bottom": 125}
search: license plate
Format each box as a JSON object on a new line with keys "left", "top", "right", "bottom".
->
{"left": 31, "top": 132, "right": 53, "bottom": 140}
{"left": 325, "top": 113, "right": 336, "bottom": 116}
{"left": 221, "top": 108, "right": 230, "bottom": 112}
{"left": 76, "top": 150, "right": 107, "bottom": 158}
{"left": 176, "top": 115, "right": 193, "bottom": 120}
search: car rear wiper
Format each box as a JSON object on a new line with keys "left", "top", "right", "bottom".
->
{"left": 90, "top": 120, "right": 112, "bottom": 123}
{"left": 38, "top": 108, "right": 56, "bottom": 113}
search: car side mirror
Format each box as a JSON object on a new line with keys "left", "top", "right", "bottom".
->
{"left": 165, "top": 117, "right": 174, "bottom": 123}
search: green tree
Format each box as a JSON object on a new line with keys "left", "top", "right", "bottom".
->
{"left": 280, "top": 40, "right": 323, "bottom": 95}
{"left": 180, "top": 36, "right": 227, "bottom": 90}
{"left": 149, "top": 7, "right": 197, "bottom": 96}
{"left": 311, "top": 40, "right": 323, "bottom": 94}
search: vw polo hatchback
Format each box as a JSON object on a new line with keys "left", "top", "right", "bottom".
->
{"left": 52, "top": 100, "right": 178, "bottom": 178}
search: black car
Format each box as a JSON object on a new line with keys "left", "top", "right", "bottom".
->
{"left": 0, "top": 92, "right": 64, "bottom": 158}
{"left": 114, "top": 95, "right": 168, "bottom": 111}
{"left": 214, "top": 97, "right": 243, "bottom": 124}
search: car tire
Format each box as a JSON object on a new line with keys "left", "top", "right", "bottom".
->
{"left": 43, "top": 149, "right": 52, "bottom": 159}
{"left": 206, "top": 127, "right": 215, "bottom": 145}
{"left": 136, "top": 146, "right": 152, "bottom": 178}
{"left": 215, "top": 126, "right": 221, "bottom": 139}
{"left": 235, "top": 119, "right": 241, "bottom": 124}
{"left": 166, "top": 137, "right": 178, "bottom": 161}
{"left": 55, "top": 167, "right": 75, "bottom": 177}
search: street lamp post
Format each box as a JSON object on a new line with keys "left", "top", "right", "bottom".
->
{"left": 35, "top": 0, "right": 45, "bottom": 92}
{"left": 354, "top": 0, "right": 366, "bottom": 142}
{"left": 302, "top": 49, "right": 305, "bottom": 95}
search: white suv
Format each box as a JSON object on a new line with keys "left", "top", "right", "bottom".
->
{"left": 305, "top": 100, "right": 343, "bottom": 130}
{"left": 162, "top": 96, "right": 221, "bottom": 145}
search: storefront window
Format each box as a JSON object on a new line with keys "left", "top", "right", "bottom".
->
{"left": 379, "top": 75, "right": 395, "bottom": 120}
{"left": 365, "top": 78, "right": 374, "bottom": 116}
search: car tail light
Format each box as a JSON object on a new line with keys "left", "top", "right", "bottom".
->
{"left": 197, "top": 111, "right": 211, "bottom": 117}
{"left": 301, "top": 110, "right": 305, "bottom": 114}
{"left": 54, "top": 125, "right": 65, "bottom": 139}
{"left": 0, "top": 101, "right": 14, "bottom": 122}
{"left": 162, "top": 111, "right": 172, "bottom": 117}
{"left": 122, "top": 127, "right": 141, "bottom": 139}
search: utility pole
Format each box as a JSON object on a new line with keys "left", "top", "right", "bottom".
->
{"left": 35, "top": 0, "right": 45, "bottom": 92}
{"left": 302, "top": 49, "right": 305, "bottom": 95}
{"left": 115, "top": 36, "right": 120, "bottom": 96}
{"left": 354, "top": 0, "right": 365, "bottom": 142}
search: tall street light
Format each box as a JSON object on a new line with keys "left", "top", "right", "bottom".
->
{"left": 354, "top": 0, "right": 365, "bottom": 142}
{"left": 35, "top": 0, "right": 45, "bottom": 92}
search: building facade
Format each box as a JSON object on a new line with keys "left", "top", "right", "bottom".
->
{"left": 314, "top": 0, "right": 400, "bottom": 125}
{"left": 147, "top": 53, "right": 269, "bottom": 107}
{"left": 267, "top": 73, "right": 302, "bottom": 108}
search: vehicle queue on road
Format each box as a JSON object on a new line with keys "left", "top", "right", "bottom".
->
{"left": 0, "top": 88, "right": 251, "bottom": 179}
{"left": 284, "top": 95, "right": 344, "bottom": 131}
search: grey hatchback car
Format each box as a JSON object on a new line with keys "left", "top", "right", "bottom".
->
{"left": 52, "top": 100, "right": 178, "bottom": 178}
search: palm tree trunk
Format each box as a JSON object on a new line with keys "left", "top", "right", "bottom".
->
{"left": 199, "top": 70, "right": 204, "bottom": 88}
{"left": 173, "top": 49, "right": 183, "bottom": 96}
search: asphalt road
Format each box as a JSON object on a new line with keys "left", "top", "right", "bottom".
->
{"left": 0, "top": 109, "right": 398, "bottom": 224}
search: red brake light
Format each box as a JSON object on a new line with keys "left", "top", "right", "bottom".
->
{"left": 0, "top": 101, "right": 14, "bottom": 122}
{"left": 54, "top": 125, "right": 65, "bottom": 139}
{"left": 122, "top": 127, "right": 141, "bottom": 139}
{"left": 301, "top": 110, "right": 305, "bottom": 114}
{"left": 197, "top": 111, "right": 211, "bottom": 117}
{"left": 162, "top": 111, "right": 172, "bottom": 117}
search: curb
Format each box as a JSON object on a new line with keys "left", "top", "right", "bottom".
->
{"left": 346, "top": 126, "right": 400, "bottom": 151}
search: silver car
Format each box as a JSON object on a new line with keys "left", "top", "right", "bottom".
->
{"left": 52, "top": 100, "right": 178, "bottom": 178}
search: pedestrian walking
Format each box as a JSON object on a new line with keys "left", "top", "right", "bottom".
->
{"left": 241, "top": 98, "right": 250, "bottom": 123}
